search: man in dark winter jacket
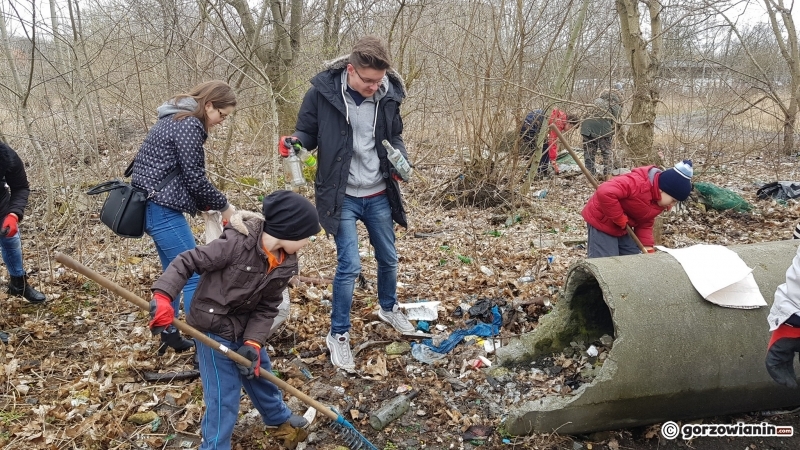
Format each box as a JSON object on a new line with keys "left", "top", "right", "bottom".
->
{"left": 581, "top": 89, "right": 622, "bottom": 178}
{"left": 0, "top": 142, "right": 46, "bottom": 344}
{"left": 278, "top": 35, "right": 413, "bottom": 371}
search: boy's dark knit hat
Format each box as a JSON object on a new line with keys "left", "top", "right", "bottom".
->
{"left": 262, "top": 191, "right": 321, "bottom": 240}
{"left": 659, "top": 159, "right": 694, "bottom": 201}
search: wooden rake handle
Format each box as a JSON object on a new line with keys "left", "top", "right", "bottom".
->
{"left": 548, "top": 124, "right": 647, "bottom": 254}
{"left": 54, "top": 252, "right": 341, "bottom": 422}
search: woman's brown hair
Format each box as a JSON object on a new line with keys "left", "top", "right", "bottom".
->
{"left": 173, "top": 80, "right": 237, "bottom": 130}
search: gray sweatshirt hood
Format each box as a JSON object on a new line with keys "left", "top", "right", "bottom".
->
{"left": 157, "top": 97, "right": 198, "bottom": 119}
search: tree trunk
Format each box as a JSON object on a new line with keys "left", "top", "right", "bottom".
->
{"left": 616, "top": 0, "right": 662, "bottom": 165}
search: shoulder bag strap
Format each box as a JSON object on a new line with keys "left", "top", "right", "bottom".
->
{"left": 147, "top": 166, "right": 181, "bottom": 199}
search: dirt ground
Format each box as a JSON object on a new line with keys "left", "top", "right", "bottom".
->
{"left": 2, "top": 151, "right": 800, "bottom": 450}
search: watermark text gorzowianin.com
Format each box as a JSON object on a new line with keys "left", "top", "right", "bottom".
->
{"left": 661, "top": 421, "right": 794, "bottom": 440}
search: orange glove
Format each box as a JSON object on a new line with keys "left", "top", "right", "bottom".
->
{"left": 1, "top": 213, "right": 19, "bottom": 238}
{"left": 612, "top": 214, "right": 629, "bottom": 229}
{"left": 148, "top": 292, "right": 174, "bottom": 335}
{"left": 236, "top": 340, "right": 262, "bottom": 379}
{"left": 645, "top": 247, "right": 656, "bottom": 254}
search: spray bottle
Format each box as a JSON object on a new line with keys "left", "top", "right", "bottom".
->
{"left": 381, "top": 139, "right": 413, "bottom": 181}
{"left": 369, "top": 389, "right": 419, "bottom": 431}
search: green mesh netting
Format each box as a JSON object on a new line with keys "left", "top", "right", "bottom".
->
{"left": 694, "top": 182, "right": 753, "bottom": 213}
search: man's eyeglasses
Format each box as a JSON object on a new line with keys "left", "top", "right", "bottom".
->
{"left": 352, "top": 66, "right": 383, "bottom": 87}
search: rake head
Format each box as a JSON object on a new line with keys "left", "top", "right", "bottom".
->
{"left": 329, "top": 416, "right": 378, "bottom": 450}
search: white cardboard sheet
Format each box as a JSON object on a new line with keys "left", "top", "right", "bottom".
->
{"left": 655, "top": 244, "right": 766, "bottom": 309}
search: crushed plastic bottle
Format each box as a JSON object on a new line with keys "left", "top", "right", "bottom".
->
{"left": 410, "top": 342, "right": 447, "bottom": 364}
{"left": 369, "top": 390, "right": 419, "bottom": 431}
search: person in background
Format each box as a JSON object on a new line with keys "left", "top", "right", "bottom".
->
{"left": 581, "top": 89, "right": 622, "bottom": 179}
{"left": 0, "top": 142, "right": 46, "bottom": 345}
{"left": 278, "top": 35, "right": 413, "bottom": 371}
{"left": 582, "top": 160, "right": 693, "bottom": 258}
{"left": 766, "top": 241, "right": 800, "bottom": 388}
{"left": 148, "top": 191, "right": 318, "bottom": 448}
{"left": 132, "top": 80, "right": 237, "bottom": 355}
{"left": 537, "top": 109, "right": 580, "bottom": 177}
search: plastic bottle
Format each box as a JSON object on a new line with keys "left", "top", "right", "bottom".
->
{"left": 283, "top": 148, "right": 306, "bottom": 188}
{"left": 295, "top": 146, "right": 317, "bottom": 168}
{"left": 381, "top": 139, "right": 413, "bottom": 181}
{"left": 369, "top": 390, "right": 419, "bottom": 431}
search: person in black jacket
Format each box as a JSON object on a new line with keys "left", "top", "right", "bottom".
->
{"left": 278, "top": 36, "right": 413, "bottom": 371}
{"left": 131, "top": 80, "right": 237, "bottom": 354}
{"left": 1, "top": 142, "right": 46, "bottom": 344}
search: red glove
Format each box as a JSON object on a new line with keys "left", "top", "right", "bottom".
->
{"left": 645, "top": 247, "right": 656, "bottom": 254}
{"left": 766, "top": 323, "right": 800, "bottom": 388}
{"left": 236, "top": 340, "right": 262, "bottom": 379}
{"left": 392, "top": 173, "right": 403, "bottom": 182}
{"left": 612, "top": 214, "right": 629, "bottom": 229}
{"left": 278, "top": 136, "right": 302, "bottom": 157}
{"left": 551, "top": 160, "right": 560, "bottom": 175}
{"left": 1, "top": 213, "right": 19, "bottom": 238}
{"left": 148, "top": 292, "right": 174, "bottom": 335}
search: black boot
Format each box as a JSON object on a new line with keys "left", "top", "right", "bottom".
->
{"left": 158, "top": 329, "right": 195, "bottom": 355}
{"left": 8, "top": 275, "right": 46, "bottom": 304}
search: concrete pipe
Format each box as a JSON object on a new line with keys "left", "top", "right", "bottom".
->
{"left": 496, "top": 239, "right": 800, "bottom": 435}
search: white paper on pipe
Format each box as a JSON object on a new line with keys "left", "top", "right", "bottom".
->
{"left": 656, "top": 244, "right": 766, "bottom": 309}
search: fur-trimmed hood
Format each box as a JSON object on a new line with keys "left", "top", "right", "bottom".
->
{"left": 228, "top": 209, "right": 265, "bottom": 237}
{"left": 322, "top": 54, "right": 407, "bottom": 97}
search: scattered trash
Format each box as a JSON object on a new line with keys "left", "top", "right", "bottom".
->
{"left": 128, "top": 411, "right": 159, "bottom": 425}
{"left": 532, "top": 189, "right": 548, "bottom": 199}
{"left": 517, "top": 276, "right": 535, "bottom": 283}
{"left": 398, "top": 301, "right": 440, "bottom": 321}
{"left": 694, "top": 182, "right": 753, "bottom": 212}
{"left": 410, "top": 342, "right": 448, "bottom": 364}
{"left": 586, "top": 345, "right": 598, "bottom": 357}
{"left": 385, "top": 341, "right": 411, "bottom": 355}
{"left": 756, "top": 181, "right": 800, "bottom": 202}
{"left": 468, "top": 299, "right": 495, "bottom": 324}
{"left": 416, "top": 321, "right": 430, "bottom": 333}
{"left": 290, "top": 358, "right": 313, "bottom": 379}
{"left": 369, "top": 390, "right": 419, "bottom": 431}
{"left": 547, "top": 255, "right": 555, "bottom": 264}
{"left": 480, "top": 265, "right": 495, "bottom": 277}
{"left": 462, "top": 424, "right": 494, "bottom": 440}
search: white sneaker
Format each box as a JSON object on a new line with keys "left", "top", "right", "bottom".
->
{"left": 377, "top": 304, "right": 415, "bottom": 334}
{"left": 326, "top": 332, "right": 355, "bottom": 371}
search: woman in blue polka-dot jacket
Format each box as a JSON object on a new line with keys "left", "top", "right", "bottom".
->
{"left": 132, "top": 80, "right": 237, "bottom": 354}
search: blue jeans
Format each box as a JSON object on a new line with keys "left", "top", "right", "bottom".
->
{"left": 331, "top": 194, "right": 398, "bottom": 335}
{"left": 145, "top": 202, "right": 199, "bottom": 317}
{"left": 0, "top": 232, "right": 25, "bottom": 277}
{"left": 196, "top": 333, "right": 290, "bottom": 450}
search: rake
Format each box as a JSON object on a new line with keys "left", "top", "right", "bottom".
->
{"left": 55, "top": 252, "right": 378, "bottom": 450}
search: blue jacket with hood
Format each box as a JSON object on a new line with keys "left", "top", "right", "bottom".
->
{"left": 293, "top": 55, "right": 408, "bottom": 235}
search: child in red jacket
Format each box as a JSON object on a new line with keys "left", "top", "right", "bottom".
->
{"left": 581, "top": 160, "right": 693, "bottom": 258}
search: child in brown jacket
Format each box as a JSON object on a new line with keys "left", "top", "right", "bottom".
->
{"left": 148, "top": 191, "right": 320, "bottom": 449}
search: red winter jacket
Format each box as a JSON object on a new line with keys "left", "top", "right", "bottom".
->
{"left": 581, "top": 166, "right": 669, "bottom": 246}
{"left": 545, "top": 109, "right": 570, "bottom": 160}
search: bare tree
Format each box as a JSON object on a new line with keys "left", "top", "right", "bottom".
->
{"left": 616, "top": 0, "right": 664, "bottom": 163}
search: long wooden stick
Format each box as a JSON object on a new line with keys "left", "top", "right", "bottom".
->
{"left": 54, "top": 252, "right": 340, "bottom": 422}
{"left": 548, "top": 124, "right": 647, "bottom": 254}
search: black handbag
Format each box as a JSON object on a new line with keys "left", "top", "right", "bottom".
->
{"left": 87, "top": 161, "right": 179, "bottom": 238}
